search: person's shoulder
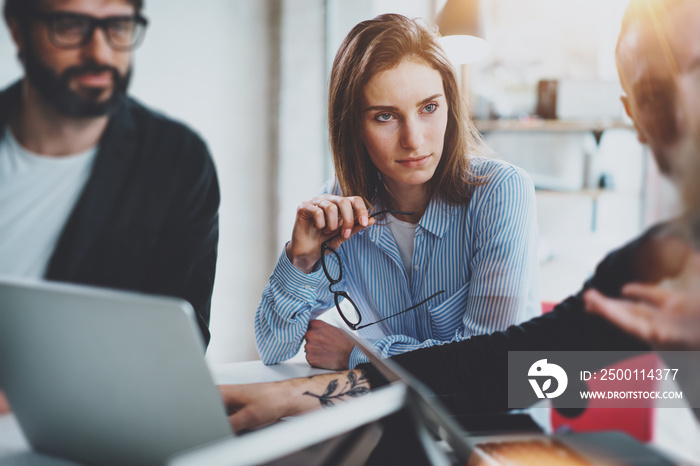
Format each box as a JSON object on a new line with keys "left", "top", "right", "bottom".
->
{"left": 122, "top": 96, "right": 201, "bottom": 137}
{"left": 319, "top": 178, "right": 342, "bottom": 196}
{"left": 600, "top": 222, "right": 670, "bottom": 262}
{"left": 0, "top": 81, "right": 20, "bottom": 103}
{"left": 467, "top": 156, "right": 534, "bottom": 197}
{"left": 0, "top": 81, "right": 22, "bottom": 126}
{"left": 121, "top": 96, "right": 209, "bottom": 151}
{"left": 586, "top": 222, "right": 671, "bottom": 295}
{"left": 468, "top": 156, "right": 531, "bottom": 184}
{"left": 116, "top": 97, "right": 217, "bottom": 186}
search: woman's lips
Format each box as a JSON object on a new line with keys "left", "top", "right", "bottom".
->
{"left": 397, "top": 155, "right": 431, "bottom": 168}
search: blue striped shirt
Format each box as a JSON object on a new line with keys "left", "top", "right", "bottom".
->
{"left": 255, "top": 157, "right": 540, "bottom": 368}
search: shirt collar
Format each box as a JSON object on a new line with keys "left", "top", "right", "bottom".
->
{"left": 417, "top": 196, "right": 456, "bottom": 238}
{"left": 362, "top": 195, "right": 456, "bottom": 242}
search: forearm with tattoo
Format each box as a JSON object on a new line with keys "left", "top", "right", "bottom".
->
{"left": 303, "top": 369, "right": 370, "bottom": 407}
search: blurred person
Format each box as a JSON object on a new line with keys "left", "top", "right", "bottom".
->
{"left": 256, "top": 13, "right": 540, "bottom": 371}
{"left": 0, "top": 0, "right": 220, "bottom": 411}
{"left": 586, "top": 88, "right": 700, "bottom": 351}
{"left": 219, "top": 0, "right": 700, "bottom": 433}
{"left": 585, "top": 0, "right": 700, "bottom": 349}
{"left": 585, "top": 129, "right": 700, "bottom": 417}
{"left": 0, "top": 0, "right": 219, "bottom": 340}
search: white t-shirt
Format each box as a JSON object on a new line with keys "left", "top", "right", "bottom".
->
{"left": 0, "top": 127, "right": 97, "bottom": 278}
{"left": 387, "top": 213, "right": 418, "bottom": 282}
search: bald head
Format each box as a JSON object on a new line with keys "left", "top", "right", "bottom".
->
{"left": 616, "top": 0, "right": 700, "bottom": 176}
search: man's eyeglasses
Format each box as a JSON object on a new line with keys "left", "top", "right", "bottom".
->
{"left": 32, "top": 12, "right": 149, "bottom": 51}
{"left": 320, "top": 209, "right": 445, "bottom": 330}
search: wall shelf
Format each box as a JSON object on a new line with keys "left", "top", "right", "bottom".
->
{"left": 474, "top": 119, "right": 634, "bottom": 144}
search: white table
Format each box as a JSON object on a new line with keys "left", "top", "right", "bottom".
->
{"left": 0, "top": 360, "right": 330, "bottom": 462}
{"left": 208, "top": 359, "right": 329, "bottom": 385}
{"left": 3, "top": 360, "right": 699, "bottom": 464}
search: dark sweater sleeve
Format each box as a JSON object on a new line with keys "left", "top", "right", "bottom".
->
{"left": 141, "top": 131, "right": 220, "bottom": 346}
{"left": 358, "top": 228, "right": 659, "bottom": 415}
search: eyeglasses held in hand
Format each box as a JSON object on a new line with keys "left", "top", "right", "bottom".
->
{"left": 320, "top": 209, "right": 446, "bottom": 330}
{"left": 32, "top": 11, "right": 149, "bottom": 51}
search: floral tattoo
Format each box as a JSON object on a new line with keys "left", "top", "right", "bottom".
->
{"left": 304, "top": 370, "right": 370, "bottom": 407}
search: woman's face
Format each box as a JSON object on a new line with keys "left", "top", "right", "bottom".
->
{"left": 360, "top": 58, "right": 448, "bottom": 193}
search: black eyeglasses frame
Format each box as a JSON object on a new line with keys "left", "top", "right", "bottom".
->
{"left": 31, "top": 11, "right": 149, "bottom": 52}
{"left": 320, "top": 209, "right": 445, "bottom": 330}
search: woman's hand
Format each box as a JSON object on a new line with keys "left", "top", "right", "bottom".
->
{"left": 286, "top": 195, "right": 373, "bottom": 273}
{"left": 304, "top": 320, "right": 355, "bottom": 370}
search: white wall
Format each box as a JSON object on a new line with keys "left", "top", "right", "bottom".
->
{"left": 133, "top": 0, "right": 276, "bottom": 364}
{"left": 276, "top": 0, "right": 328, "bottom": 246}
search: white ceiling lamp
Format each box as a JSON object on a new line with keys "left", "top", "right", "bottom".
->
{"left": 435, "top": 0, "right": 490, "bottom": 65}
{"left": 438, "top": 35, "right": 490, "bottom": 65}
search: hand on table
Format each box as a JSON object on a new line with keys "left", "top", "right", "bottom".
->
{"left": 286, "top": 195, "right": 373, "bottom": 273}
{"left": 0, "top": 391, "right": 10, "bottom": 414}
{"left": 219, "top": 370, "right": 370, "bottom": 432}
{"left": 218, "top": 381, "right": 293, "bottom": 432}
{"left": 304, "top": 320, "right": 355, "bottom": 370}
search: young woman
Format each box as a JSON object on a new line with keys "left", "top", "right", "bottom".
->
{"left": 222, "top": 1, "right": 700, "bottom": 437}
{"left": 255, "top": 14, "right": 540, "bottom": 370}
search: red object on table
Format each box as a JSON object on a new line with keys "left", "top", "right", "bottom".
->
{"left": 542, "top": 302, "right": 656, "bottom": 443}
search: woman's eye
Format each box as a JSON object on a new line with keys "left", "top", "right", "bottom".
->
{"left": 423, "top": 103, "right": 437, "bottom": 113}
{"left": 376, "top": 113, "right": 393, "bottom": 122}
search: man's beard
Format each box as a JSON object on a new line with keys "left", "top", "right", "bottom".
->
{"left": 22, "top": 45, "right": 131, "bottom": 118}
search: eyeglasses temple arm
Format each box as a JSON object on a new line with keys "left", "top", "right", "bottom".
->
{"left": 354, "top": 290, "right": 446, "bottom": 330}
{"left": 369, "top": 210, "right": 416, "bottom": 218}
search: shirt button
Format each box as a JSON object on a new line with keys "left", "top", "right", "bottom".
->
{"left": 304, "top": 285, "right": 314, "bottom": 290}
{"left": 414, "top": 265, "right": 420, "bottom": 271}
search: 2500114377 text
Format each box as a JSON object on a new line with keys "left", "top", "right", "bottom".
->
{"left": 581, "top": 368, "right": 678, "bottom": 382}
